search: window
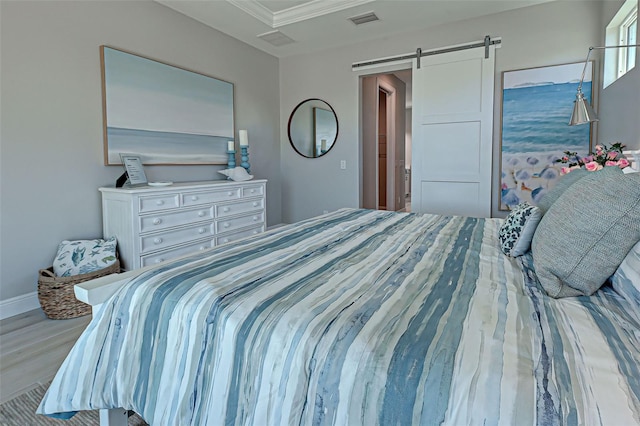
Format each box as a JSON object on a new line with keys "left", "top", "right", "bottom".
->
{"left": 618, "top": 8, "right": 637, "bottom": 76}
{"left": 604, "top": 0, "right": 638, "bottom": 87}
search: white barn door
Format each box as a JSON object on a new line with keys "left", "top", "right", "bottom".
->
{"left": 411, "top": 43, "right": 495, "bottom": 217}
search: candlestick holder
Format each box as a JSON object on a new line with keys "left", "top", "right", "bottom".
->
{"left": 240, "top": 146, "right": 250, "bottom": 174}
{"left": 227, "top": 150, "right": 236, "bottom": 179}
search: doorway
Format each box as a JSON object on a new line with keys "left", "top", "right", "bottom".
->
{"left": 378, "top": 89, "right": 388, "bottom": 210}
{"left": 361, "top": 72, "right": 411, "bottom": 212}
{"left": 357, "top": 38, "right": 496, "bottom": 217}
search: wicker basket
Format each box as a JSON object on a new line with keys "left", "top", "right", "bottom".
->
{"left": 37, "top": 260, "right": 120, "bottom": 319}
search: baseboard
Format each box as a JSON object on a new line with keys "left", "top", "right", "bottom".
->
{"left": 0, "top": 292, "right": 40, "bottom": 320}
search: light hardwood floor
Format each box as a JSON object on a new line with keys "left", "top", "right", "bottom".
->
{"left": 0, "top": 309, "right": 91, "bottom": 404}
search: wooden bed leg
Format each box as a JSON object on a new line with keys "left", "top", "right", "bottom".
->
{"left": 99, "top": 408, "right": 128, "bottom": 426}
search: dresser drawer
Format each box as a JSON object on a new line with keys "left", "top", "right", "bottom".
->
{"left": 216, "top": 199, "right": 264, "bottom": 218}
{"left": 216, "top": 213, "right": 264, "bottom": 234}
{"left": 140, "top": 223, "right": 214, "bottom": 254}
{"left": 242, "top": 185, "right": 264, "bottom": 198}
{"left": 140, "top": 239, "right": 214, "bottom": 267}
{"left": 139, "top": 194, "right": 180, "bottom": 212}
{"left": 139, "top": 207, "right": 213, "bottom": 233}
{"left": 216, "top": 226, "right": 264, "bottom": 245}
{"left": 182, "top": 188, "right": 241, "bottom": 207}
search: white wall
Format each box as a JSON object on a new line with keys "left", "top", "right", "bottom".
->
{"left": 0, "top": 1, "right": 281, "bottom": 306}
{"left": 598, "top": 0, "right": 640, "bottom": 149}
{"left": 280, "top": 1, "right": 603, "bottom": 222}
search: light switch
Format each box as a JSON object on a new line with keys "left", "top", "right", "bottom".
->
{"left": 340, "top": 160, "right": 346, "bottom": 170}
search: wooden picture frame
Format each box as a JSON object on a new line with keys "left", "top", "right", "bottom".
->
{"left": 499, "top": 60, "right": 595, "bottom": 210}
{"left": 101, "top": 46, "right": 235, "bottom": 165}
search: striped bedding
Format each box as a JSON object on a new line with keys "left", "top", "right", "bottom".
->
{"left": 38, "top": 209, "right": 640, "bottom": 425}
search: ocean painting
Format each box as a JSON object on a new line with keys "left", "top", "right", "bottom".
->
{"left": 500, "top": 62, "right": 593, "bottom": 210}
{"left": 101, "top": 46, "right": 234, "bottom": 165}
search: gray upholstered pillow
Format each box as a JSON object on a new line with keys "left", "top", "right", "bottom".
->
{"left": 531, "top": 167, "right": 640, "bottom": 298}
{"left": 535, "top": 168, "right": 588, "bottom": 213}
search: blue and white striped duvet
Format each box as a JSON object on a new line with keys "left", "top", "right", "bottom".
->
{"left": 38, "top": 209, "right": 640, "bottom": 425}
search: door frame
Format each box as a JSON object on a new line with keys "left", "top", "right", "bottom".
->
{"left": 378, "top": 82, "right": 396, "bottom": 210}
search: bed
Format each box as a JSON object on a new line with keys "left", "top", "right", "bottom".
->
{"left": 37, "top": 208, "right": 640, "bottom": 425}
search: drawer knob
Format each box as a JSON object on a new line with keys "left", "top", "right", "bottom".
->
{"left": 155, "top": 258, "right": 164, "bottom": 264}
{"left": 252, "top": 216, "right": 258, "bottom": 221}
{"left": 198, "top": 211, "right": 206, "bottom": 217}
{"left": 222, "top": 238, "right": 229, "bottom": 243}
{"left": 252, "top": 202, "right": 258, "bottom": 207}
{"left": 250, "top": 189, "right": 256, "bottom": 193}
{"left": 156, "top": 200, "right": 165, "bottom": 206}
{"left": 198, "top": 227, "right": 206, "bottom": 234}
{"left": 199, "top": 246, "right": 206, "bottom": 251}
{"left": 227, "top": 191, "right": 233, "bottom": 196}
{"left": 153, "top": 218, "right": 162, "bottom": 225}
{"left": 252, "top": 230, "right": 258, "bottom": 235}
{"left": 191, "top": 196, "right": 198, "bottom": 201}
{"left": 223, "top": 207, "right": 230, "bottom": 213}
{"left": 223, "top": 222, "right": 230, "bottom": 228}
{"left": 153, "top": 237, "right": 163, "bottom": 244}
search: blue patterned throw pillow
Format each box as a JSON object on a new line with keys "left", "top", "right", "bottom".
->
{"left": 498, "top": 203, "right": 543, "bottom": 257}
{"left": 52, "top": 237, "right": 118, "bottom": 277}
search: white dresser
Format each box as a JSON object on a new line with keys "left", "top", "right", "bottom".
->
{"left": 99, "top": 180, "right": 267, "bottom": 271}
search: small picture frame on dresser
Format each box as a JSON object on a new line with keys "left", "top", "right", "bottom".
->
{"left": 119, "top": 154, "right": 147, "bottom": 187}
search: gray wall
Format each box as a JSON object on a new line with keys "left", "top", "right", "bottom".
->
{"left": 0, "top": 1, "right": 281, "bottom": 302}
{"left": 280, "top": 1, "right": 604, "bottom": 223}
{"left": 598, "top": 0, "right": 640, "bottom": 150}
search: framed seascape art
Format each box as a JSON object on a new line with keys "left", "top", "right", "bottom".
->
{"left": 101, "top": 46, "right": 234, "bottom": 165}
{"left": 499, "top": 61, "right": 594, "bottom": 210}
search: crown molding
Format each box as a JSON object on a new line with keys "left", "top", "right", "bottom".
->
{"left": 226, "top": 0, "right": 375, "bottom": 28}
{"left": 273, "top": 0, "right": 376, "bottom": 28}
{"left": 227, "top": 0, "right": 274, "bottom": 27}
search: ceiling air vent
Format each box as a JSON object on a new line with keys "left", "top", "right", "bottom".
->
{"left": 348, "top": 11, "right": 379, "bottom": 26}
{"left": 258, "top": 30, "right": 296, "bottom": 47}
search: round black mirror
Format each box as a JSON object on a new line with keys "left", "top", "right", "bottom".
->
{"left": 288, "top": 98, "right": 338, "bottom": 158}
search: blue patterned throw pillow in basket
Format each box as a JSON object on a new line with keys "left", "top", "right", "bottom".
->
{"left": 499, "top": 202, "right": 543, "bottom": 257}
{"left": 52, "top": 237, "right": 118, "bottom": 277}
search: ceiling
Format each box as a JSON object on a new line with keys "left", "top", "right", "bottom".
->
{"left": 156, "top": 0, "right": 554, "bottom": 58}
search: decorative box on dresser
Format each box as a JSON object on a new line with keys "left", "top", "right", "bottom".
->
{"left": 99, "top": 180, "right": 267, "bottom": 271}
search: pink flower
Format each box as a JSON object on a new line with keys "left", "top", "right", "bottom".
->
{"left": 605, "top": 161, "right": 618, "bottom": 166}
{"left": 595, "top": 145, "right": 603, "bottom": 152}
{"left": 608, "top": 151, "right": 618, "bottom": 160}
{"left": 560, "top": 167, "right": 572, "bottom": 175}
{"left": 617, "top": 158, "right": 630, "bottom": 168}
{"left": 585, "top": 161, "right": 600, "bottom": 172}
{"left": 583, "top": 155, "right": 594, "bottom": 163}
{"left": 562, "top": 156, "right": 569, "bottom": 162}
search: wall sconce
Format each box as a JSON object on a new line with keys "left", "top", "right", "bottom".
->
{"left": 569, "top": 44, "right": 640, "bottom": 126}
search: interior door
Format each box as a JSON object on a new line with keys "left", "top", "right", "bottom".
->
{"left": 411, "top": 44, "right": 495, "bottom": 217}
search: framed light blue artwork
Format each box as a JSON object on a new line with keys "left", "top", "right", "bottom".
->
{"left": 101, "top": 46, "right": 234, "bottom": 165}
{"left": 499, "top": 61, "right": 594, "bottom": 210}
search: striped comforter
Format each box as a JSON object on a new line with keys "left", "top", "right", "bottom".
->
{"left": 38, "top": 209, "right": 640, "bottom": 425}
